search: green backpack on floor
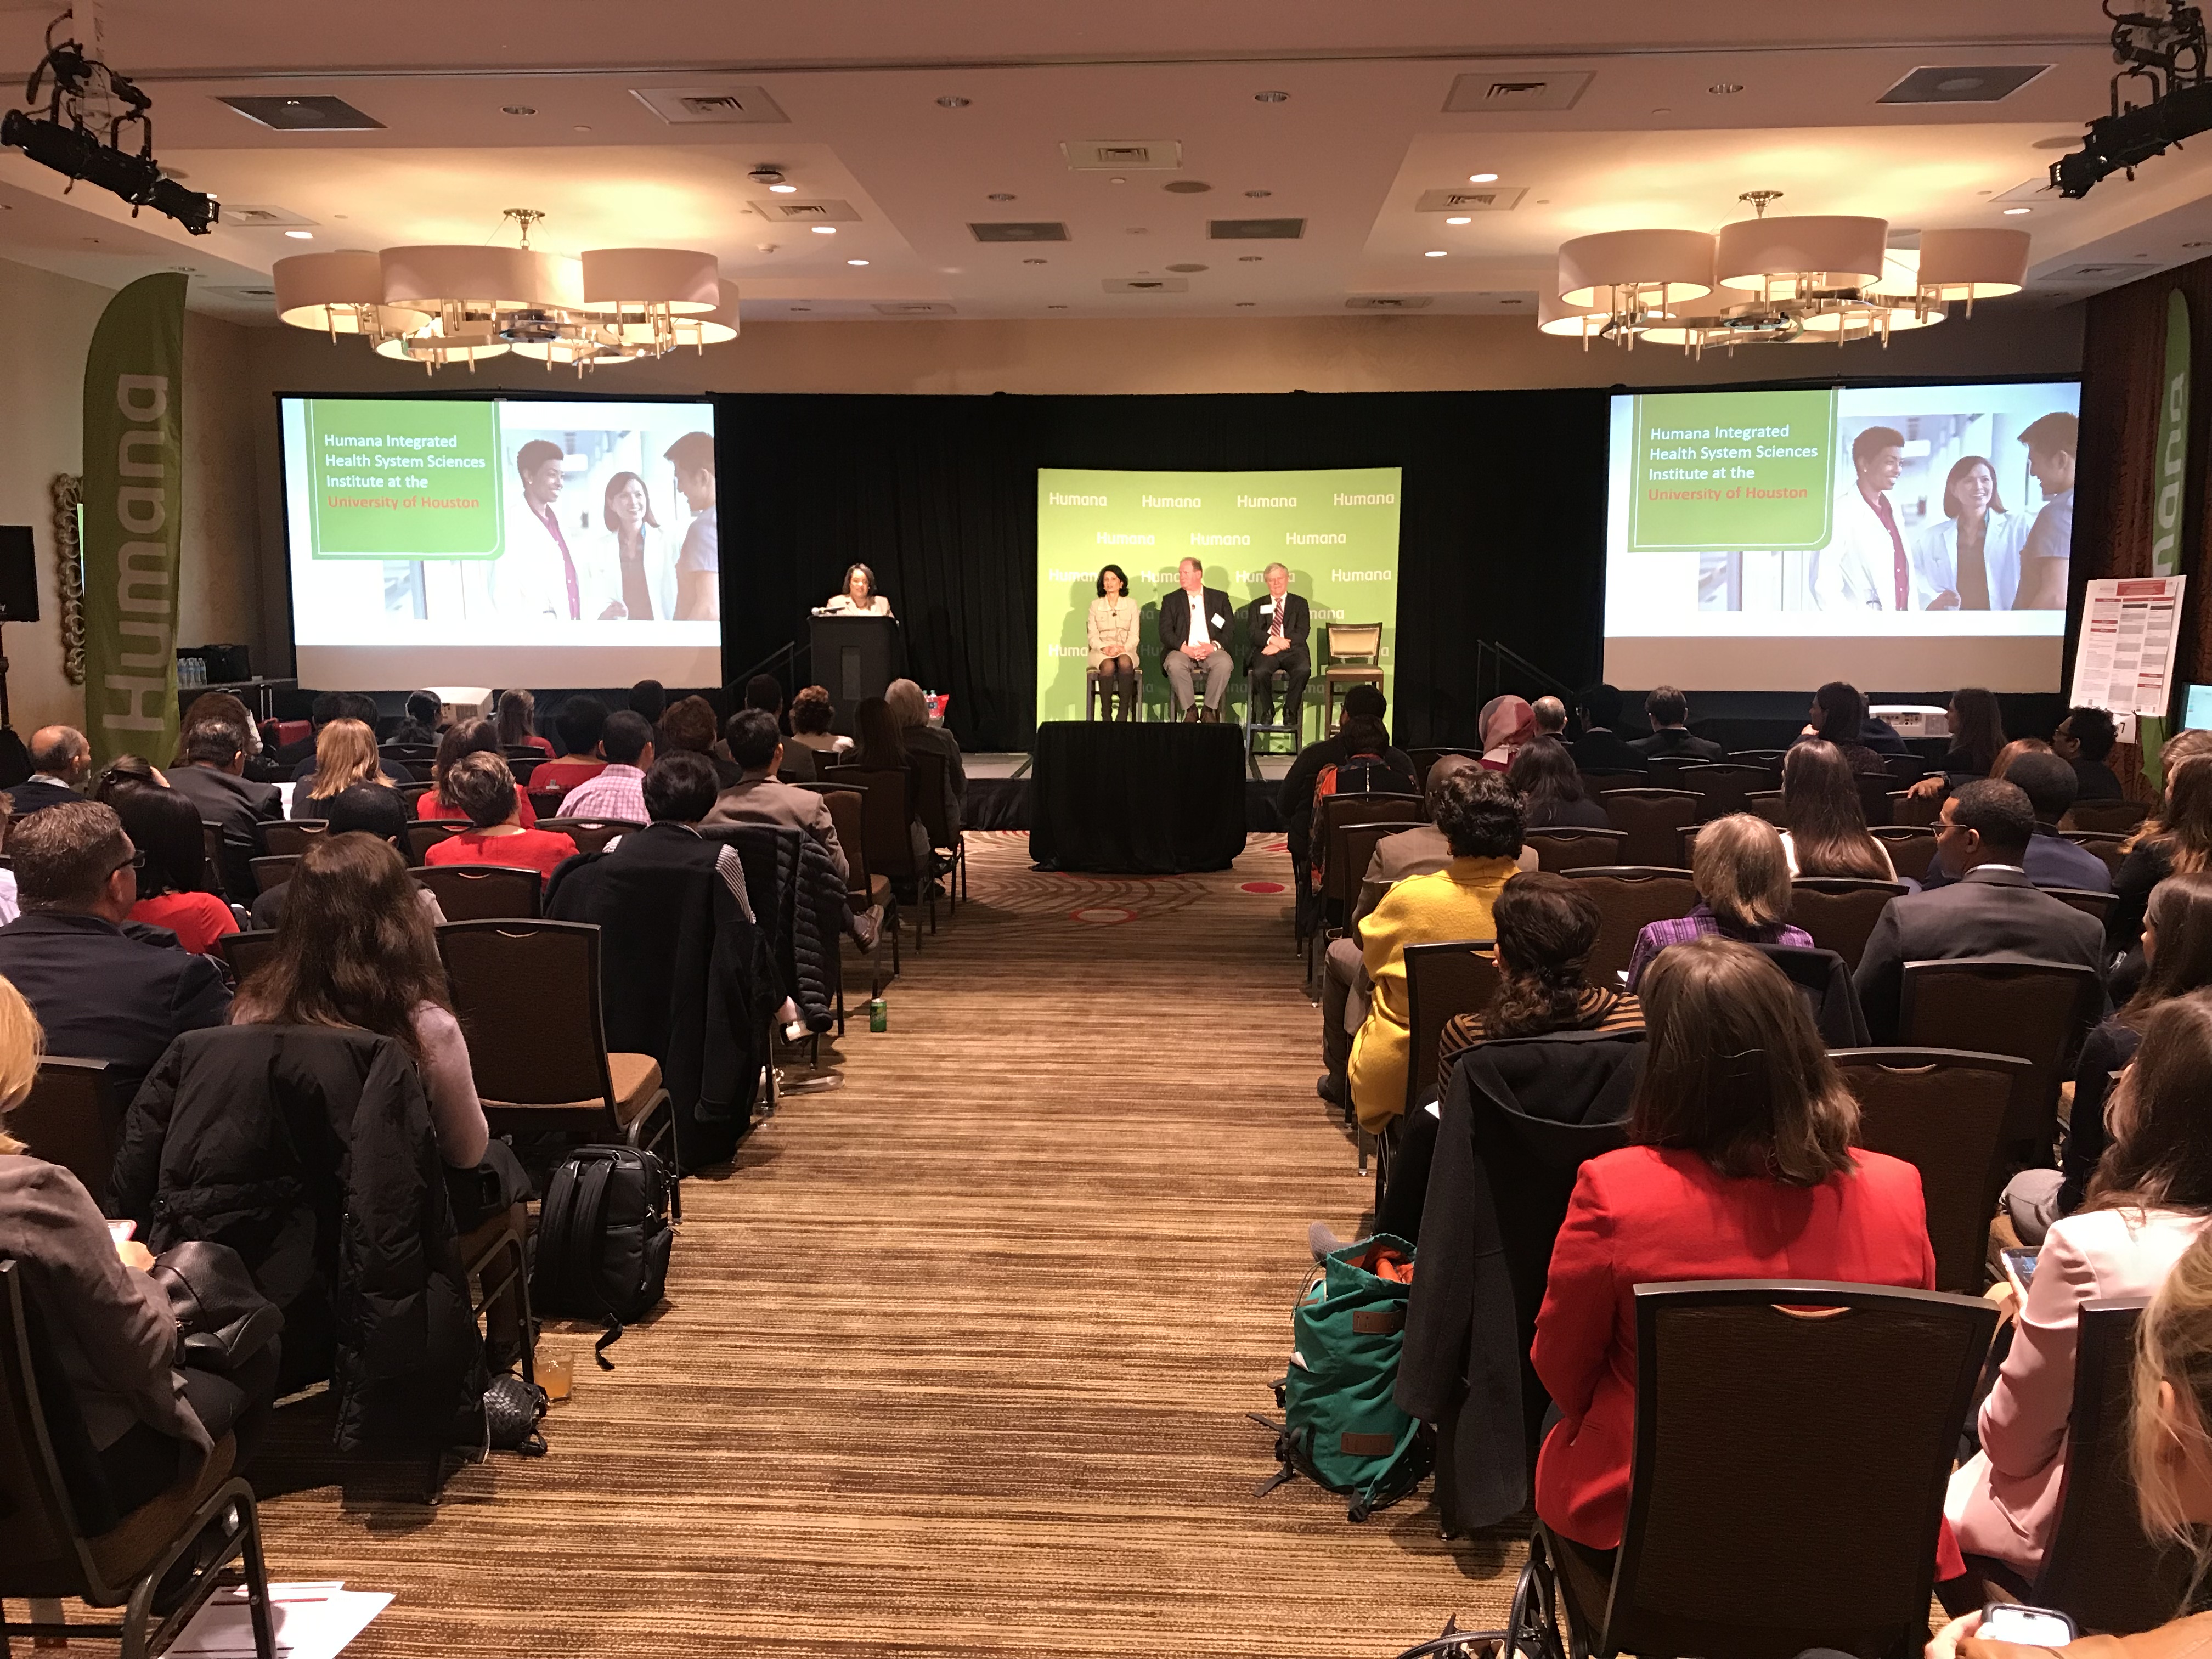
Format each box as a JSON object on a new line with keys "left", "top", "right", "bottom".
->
{"left": 1253, "top": 1234, "right": 1429, "bottom": 1521}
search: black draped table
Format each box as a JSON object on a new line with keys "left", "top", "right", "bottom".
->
{"left": 1028, "top": 720, "right": 1247, "bottom": 874}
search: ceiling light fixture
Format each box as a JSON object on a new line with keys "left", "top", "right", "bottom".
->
{"left": 501, "top": 105, "right": 536, "bottom": 117}
{"left": 1255, "top": 91, "right": 1290, "bottom": 103}
{"left": 988, "top": 192, "right": 1016, "bottom": 201}
{"left": 769, "top": 183, "right": 797, "bottom": 194}
{"left": 1446, "top": 215, "right": 1472, "bottom": 225}
{"left": 811, "top": 225, "right": 838, "bottom": 234}
{"left": 1245, "top": 189, "right": 1272, "bottom": 199}
{"left": 284, "top": 229, "right": 312, "bottom": 240}
{"left": 272, "top": 208, "right": 736, "bottom": 375}
{"left": 1424, "top": 249, "right": 1448, "bottom": 257}
{"left": 2003, "top": 206, "right": 2032, "bottom": 215}
{"left": 1709, "top": 83, "right": 1743, "bottom": 95}
{"left": 1469, "top": 172, "right": 1499, "bottom": 183}
{"left": 936, "top": 95, "right": 971, "bottom": 108}
{"left": 847, "top": 258, "right": 868, "bottom": 266}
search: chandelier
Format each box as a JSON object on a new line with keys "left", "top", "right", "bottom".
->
{"left": 272, "top": 208, "right": 738, "bottom": 375}
{"left": 1550, "top": 192, "right": 2027, "bottom": 356}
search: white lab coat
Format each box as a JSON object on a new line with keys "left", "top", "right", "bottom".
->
{"left": 1910, "top": 510, "right": 2033, "bottom": 611}
{"left": 1812, "top": 484, "right": 1933, "bottom": 612}
{"left": 497, "top": 494, "right": 620, "bottom": 622}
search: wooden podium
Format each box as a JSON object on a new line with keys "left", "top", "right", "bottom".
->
{"left": 810, "top": 613, "right": 905, "bottom": 732}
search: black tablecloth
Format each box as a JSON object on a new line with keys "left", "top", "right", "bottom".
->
{"left": 1029, "top": 721, "right": 1247, "bottom": 873}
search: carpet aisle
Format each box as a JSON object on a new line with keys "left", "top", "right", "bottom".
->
{"left": 251, "top": 831, "right": 1525, "bottom": 1657}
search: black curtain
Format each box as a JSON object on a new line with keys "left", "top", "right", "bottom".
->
{"left": 720, "top": 390, "right": 1610, "bottom": 751}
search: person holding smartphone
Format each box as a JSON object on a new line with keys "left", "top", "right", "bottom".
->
{"left": 1946, "top": 991, "right": 2212, "bottom": 1577}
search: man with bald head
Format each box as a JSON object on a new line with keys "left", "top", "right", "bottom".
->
{"left": 1532, "top": 697, "right": 1567, "bottom": 738}
{"left": 9, "top": 726, "right": 91, "bottom": 817}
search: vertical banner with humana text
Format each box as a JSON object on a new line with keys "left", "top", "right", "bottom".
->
{"left": 82, "top": 273, "right": 187, "bottom": 769}
{"left": 1034, "top": 466, "right": 1403, "bottom": 729}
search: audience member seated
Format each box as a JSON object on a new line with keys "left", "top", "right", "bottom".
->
{"left": 2004, "top": 872, "right": 2212, "bottom": 1246}
{"left": 494, "top": 686, "right": 554, "bottom": 758}
{"left": 10, "top": 725, "right": 89, "bottom": 817}
{"left": 112, "top": 782, "right": 238, "bottom": 956}
{"left": 1531, "top": 936, "right": 1947, "bottom": 1579}
{"left": 290, "top": 692, "right": 381, "bottom": 781}
{"left": 0, "top": 802, "right": 228, "bottom": 1092}
{"left": 386, "top": 689, "right": 445, "bottom": 747}
{"left": 292, "top": 716, "right": 402, "bottom": 820}
{"left": 606, "top": 752, "right": 758, "bottom": 917}
{"left": 629, "top": 679, "right": 668, "bottom": 724}
{"left": 253, "top": 784, "right": 437, "bottom": 930}
{"left": 850, "top": 696, "right": 938, "bottom": 874}
{"left": 787, "top": 685, "right": 851, "bottom": 761}
{"left": 532, "top": 695, "right": 611, "bottom": 795}
{"left": 1625, "top": 812, "right": 1815, "bottom": 990}
{"left": 557, "top": 710, "right": 653, "bottom": 821}
{"left": 1532, "top": 696, "right": 1568, "bottom": 739}
{"left": 421, "top": 753, "right": 580, "bottom": 885}
{"left": 415, "top": 719, "right": 541, "bottom": 827}
{"left": 164, "top": 715, "right": 282, "bottom": 902}
{"left": 1627, "top": 685, "right": 1723, "bottom": 760}
{"left": 2052, "top": 704, "right": 2124, "bottom": 802}
{"left": 889, "top": 677, "right": 965, "bottom": 832}
{"left": 1509, "top": 736, "right": 1611, "bottom": 829}
{"left": 745, "top": 674, "right": 788, "bottom": 733}
{"left": 0, "top": 974, "right": 275, "bottom": 1521}
{"left": 661, "top": 695, "right": 744, "bottom": 788}
{"left": 1277, "top": 684, "right": 1407, "bottom": 872}
{"left": 1478, "top": 695, "right": 1536, "bottom": 772}
{"left": 704, "top": 710, "right": 849, "bottom": 883}
{"left": 1780, "top": 738, "right": 1897, "bottom": 878}
{"left": 1944, "top": 686, "right": 2008, "bottom": 781}
{"left": 1567, "top": 685, "right": 1643, "bottom": 773}
{"left": 1922, "top": 751, "right": 2111, "bottom": 894}
{"left": 1946, "top": 989, "right": 2212, "bottom": 1578}
{"left": 2111, "top": 755, "right": 2212, "bottom": 958}
{"left": 91, "top": 754, "right": 165, "bottom": 802}
{"left": 1990, "top": 736, "right": 2053, "bottom": 778}
{"left": 1854, "top": 778, "right": 2107, "bottom": 1045}
{"left": 1348, "top": 770, "right": 1524, "bottom": 1135}
{"left": 1931, "top": 1227, "right": 2212, "bottom": 1659}
{"left": 1795, "top": 680, "right": 1892, "bottom": 775}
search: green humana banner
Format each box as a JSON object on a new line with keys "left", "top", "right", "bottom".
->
{"left": 1034, "top": 466, "right": 1403, "bottom": 733}
{"left": 1626, "top": 388, "right": 1839, "bottom": 552}
{"left": 82, "top": 272, "right": 187, "bottom": 770}
{"left": 2141, "top": 288, "right": 2192, "bottom": 786}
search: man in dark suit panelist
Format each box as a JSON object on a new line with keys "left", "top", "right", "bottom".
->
{"left": 1245, "top": 562, "right": 1311, "bottom": 732}
{"left": 1158, "top": 557, "right": 1235, "bottom": 723}
{"left": 1853, "top": 777, "right": 2106, "bottom": 1045}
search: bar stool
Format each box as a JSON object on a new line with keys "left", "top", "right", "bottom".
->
{"left": 1321, "top": 623, "right": 1385, "bottom": 729}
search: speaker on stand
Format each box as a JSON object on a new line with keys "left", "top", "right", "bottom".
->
{"left": 0, "top": 527, "right": 42, "bottom": 787}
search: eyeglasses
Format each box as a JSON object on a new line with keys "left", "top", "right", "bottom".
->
{"left": 110, "top": 849, "right": 145, "bottom": 876}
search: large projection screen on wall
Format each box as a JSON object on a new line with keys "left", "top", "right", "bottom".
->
{"left": 1601, "top": 379, "right": 2079, "bottom": 692}
{"left": 280, "top": 395, "right": 722, "bottom": 689}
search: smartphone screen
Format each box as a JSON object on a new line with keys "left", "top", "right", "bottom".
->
{"left": 107, "top": 1220, "right": 137, "bottom": 1243}
{"left": 2001, "top": 1248, "right": 2039, "bottom": 1293}
{"left": 1982, "top": 1604, "right": 2076, "bottom": 1645}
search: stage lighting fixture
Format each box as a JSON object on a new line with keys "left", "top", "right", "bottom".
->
{"left": 2049, "top": 0, "right": 2212, "bottom": 199}
{"left": 2, "top": 23, "right": 218, "bottom": 234}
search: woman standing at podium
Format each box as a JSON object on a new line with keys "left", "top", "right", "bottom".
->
{"left": 1087, "top": 563, "right": 1139, "bottom": 721}
{"left": 825, "top": 562, "right": 894, "bottom": 616}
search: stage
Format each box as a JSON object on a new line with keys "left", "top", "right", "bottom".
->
{"left": 961, "top": 748, "right": 1293, "bottom": 837}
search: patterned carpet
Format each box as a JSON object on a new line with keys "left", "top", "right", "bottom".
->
{"left": 247, "top": 831, "right": 1527, "bottom": 1657}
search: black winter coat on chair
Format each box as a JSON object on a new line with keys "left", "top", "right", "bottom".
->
{"left": 108, "top": 1024, "right": 486, "bottom": 1454}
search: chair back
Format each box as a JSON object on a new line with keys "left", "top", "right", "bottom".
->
{"left": 1728, "top": 749, "right": 1789, "bottom": 772}
{"left": 200, "top": 822, "right": 227, "bottom": 898}
{"left": 217, "top": 930, "right": 279, "bottom": 984}
{"left": 1788, "top": 877, "right": 1908, "bottom": 970}
{"left": 526, "top": 787, "right": 565, "bottom": 822}
{"left": 1324, "top": 622, "right": 1382, "bottom": 663}
{"left": 909, "top": 748, "right": 957, "bottom": 851}
{"left": 1898, "top": 957, "right": 2103, "bottom": 1155}
{"left": 1597, "top": 1280, "right": 1997, "bottom": 1659}
{"left": 1578, "top": 769, "right": 1647, "bottom": 802}
{"left": 404, "top": 819, "right": 470, "bottom": 864}
{"left": 9, "top": 1058, "right": 121, "bottom": 1198}
{"left": 1675, "top": 763, "right": 1774, "bottom": 822}
{"left": 1330, "top": 820, "right": 1418, "bottom": 910}
{"left": 1832, "top": 1047, "right": 2028, "bottom": 1295}
{"left": 1870, "top": 825, "right": 1939, "bottom": 882}
{"left": 1744, "top": 790, "right": 1787, "bottom": 827}
{"left": 537, "top": 817, "right": 636, "bottom": 856}
{"left": 411, "top": 862, "right": 543, "bottom": 921}
{"left": 1525, "top": 827, "right": 1629, "bottom": 873}
{"left": 248, "top": 853, "right": 298, "bottom": 895}
{"left": 1884, "top": 753, "right": 1933, "bottom": 786}
{"left": 1745, "top": 944, "right": 1867, "bottom": 1047}
{"left": 842, "top": 768, "right": 922, "bottom": 881}
{"left": 2062, "top": 798, "right": 2151, "bottom": 836}
{"left": 1858, "top": 773, "right": 1901, "bottom": 826}
{"left": 1402, "top": 940, "right": 1499, "bottom": 1115}
{"left": 2047, "top": 885, "right": 2117, "bottom": 923}
{"left": 436, "top": 920, "right": 617, "bottom": 1130}
{"left": 814, "top": 787, "right": 871, "bottom": 904}
{"left": 1562, "top": 866, "right": 1699, "bottom": 984}
{"left": 1315, "top": 790, "right": 1423, "bottom": 852}
{"left": 0, "top": 1260, "right": 87, "bottom": 1588}
{"left": 1592, "top": 789, "right": 1700, "bottom": 868}
{"left": 2062, "top": 831, "right": 2131, "bottom": 881}
{"left": 257, "top": 820, "right": 324, "bottom": 858}
{"left": 2032, "top": 1299, "right": 2197, "bottom": 1633}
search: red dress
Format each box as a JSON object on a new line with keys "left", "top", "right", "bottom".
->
{"left": 129, "top": 891, "right": 238, "bottom": 956}
{"left": 417, "top": 789, "right": 537, "bottom": 828}
{"left": 423, "top": 827, "right": 580, "bottom": 884}
{"left": 530, "top": 759, "right": 606, "bottom": 795}
{"left": 1531, "top": 1144, "right": 1957, "bottom": 1572}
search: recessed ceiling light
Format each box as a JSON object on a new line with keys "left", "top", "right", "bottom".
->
{"left": 1109, "top": 176, "right": 1127, "bottom": 186}
{"left": 2003, "top": 206, "right": 2032, "bottom": 215}
{"left": 936, "top": 95, "right": 971, "bottom": 108}
{"left": 501, "top": 104, "right": 536, "bottom": 116}
{"left": 1255, "top": 90, "right": 1290, "bottom": 103}
{"left": 847, "top": 258, "right": 870, "bottom": 266}
{"left": 1424, "top": 249, "right": 1448, "bottom": 257}
{"left": 988, "top": 192, "right": 1016, "bottom": 201}
{"left": 284, "top": 229, "right": 312, "bottom": 239}
{"left": 1651, "top": 106, "right": 1673, "bottom": 115}
{"left": 1468, "top": 172, "right": 1499, "bottom": 183}
{"left": 812, "top": 225, "right": 838, "bottom": 234}
{"left": 769, "top": 183, "right": 798, "bottom": 194}
{"left": 1709, "top": 82, "right": 1743, "bottom": 95}
{"left": 1445, "top": 215, "right": 1472, "bottom": 225}
{"left": 2187, "top": 240, "right": 2212, "bottom": 249}
{"left": 572, "top": 124, "right": 592, "bottom": 133}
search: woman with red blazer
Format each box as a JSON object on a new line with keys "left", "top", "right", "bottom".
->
{"left": 1529, "top": 936, "right": 1955, "bottom": 1575}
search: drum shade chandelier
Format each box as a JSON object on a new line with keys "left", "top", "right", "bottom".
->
{"left": 1551, "top": 191, "right": 2028, "bottom": 355}
{"left": 272, "top": 208, "right": 738, "bottom": 373}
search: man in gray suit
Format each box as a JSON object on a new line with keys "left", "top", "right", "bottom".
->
{"left": 1853, "top": 777, "right": 2106, "bottom": 1046}
{"left": 702, "top": 709, "right": 848, "bottom": 883}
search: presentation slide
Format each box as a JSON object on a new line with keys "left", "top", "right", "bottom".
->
{"left": 280, "top": 396, "right": 721, "bottom": 690}
{"left": 1034, "top": 467, "right": 1402, "bottom": 727}
{"left": 1602, "top": 379, "right": 2080, "bottom": 692}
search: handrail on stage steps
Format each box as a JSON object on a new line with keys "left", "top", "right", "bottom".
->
{"left": 1471, "top": 638, "right": 1577, "bottom": 712}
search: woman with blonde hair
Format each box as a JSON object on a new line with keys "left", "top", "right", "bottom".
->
{"left": 293, "top": 717, "right": 398, "bottom": 819}
{"left": 885, "top": 677, "right": 963, "bottom": 833}
{"left": 1625, "top": 812, "right": 1815, "bottom": 990}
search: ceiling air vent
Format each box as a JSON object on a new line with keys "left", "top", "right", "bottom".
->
{"left": 1877, "top": 65, "right": 2050, "bottom": 104}
{"left": 970, "top": 222, "right": 1069, "bottom": 242}
{"left": 630, "top": 85, "right": 790, "bottom": 125}
{"left": 222, "top": 204, "right": 316, "bottom": 228}
{"left": 768, "top": 199, "right": 860, "bottom": 222}
{"left": 209, "top": 286, "right": 277, "bottom": 301}
{"left": 219, "top": 95, "right": 384, "bottom": 131}
{"left": 1415, "top": 187, "right": 1527, "bottom": 212}
{"left": 1104, "top": 276, "right": 1189, "bottom": 294}
{"left": 1442, "top": 71, "right": 1593, "bottom": 113}
{"left": 1346, "top": 295, "right": 1435, "bottom": 310}
{"left": 1063, "top": 140, "right": 1183, "bottom": 170}
{"left": 1210, "top": 218, "right": 1304, "bottom": 240}
{"left": 2045, "top": 262, "right": 2157, "bottom": 284}
{"left": 874, "top": 302, "right": 955, "bottom": 315}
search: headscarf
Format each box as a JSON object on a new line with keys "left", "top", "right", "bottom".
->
{"left": 1479, "top": 695, "right": 1536, "bottom": 770}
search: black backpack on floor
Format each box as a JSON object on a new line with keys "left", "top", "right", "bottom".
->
{"left": 531, "top": 1146, "right": 673, "bottom": 1368}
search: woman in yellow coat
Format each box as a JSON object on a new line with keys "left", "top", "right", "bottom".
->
{"left": 1350, "top": 768, "right": 1526, "bottom": 1132}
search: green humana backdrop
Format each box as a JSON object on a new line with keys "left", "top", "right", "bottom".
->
{"left": 1034, "top": 466, "right": 1403, "bottom": 736}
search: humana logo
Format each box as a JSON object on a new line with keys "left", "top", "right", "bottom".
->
{"left": 1333, "top": 568, "right": 1393, "bottom": 581}
{"left": 1334, "top": 492, "right": 1395, "bottom": 505}
{"left": 1238, "top": 494, "right": 1296, "bottom": 507}
{"left": 1049, "top": 645, "right": 1087, "bottom": 658}
{"left": 1190, "top": 532, "right": 1249, "bottom": 545}
{"left": 1097, "top": 531, "right": 1154, "bottom": 545}
{"left": 1143, "top": 494, "right": 1201, "bottom": 508}
{"left": 1049, "top": 492, "right": 1107, "bottom": 506}
{"left": 1048, "top": 568, "right": 1101, "bottom": 581}
{"left": 1286, "top": 532, "right": 1346, "bottom": 545}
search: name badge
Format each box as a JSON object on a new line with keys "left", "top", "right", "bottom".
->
{"left": 1211, "top": 612, "right": 1226, "bottom": 627}
{"left": 1260, "top": 601, "right": 1274, "bottom": 613}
